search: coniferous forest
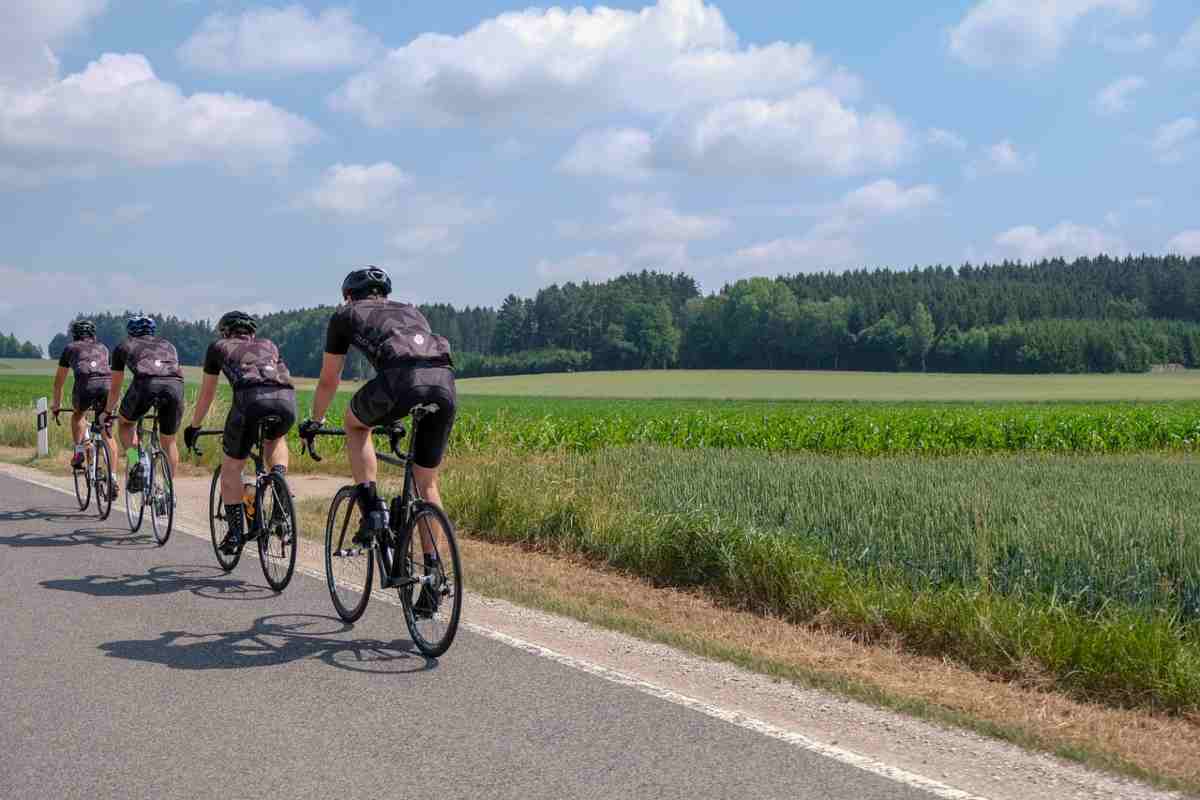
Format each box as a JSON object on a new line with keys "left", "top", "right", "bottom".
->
{"left": 46, "top": 255, "right": 1200, "bottom": 377}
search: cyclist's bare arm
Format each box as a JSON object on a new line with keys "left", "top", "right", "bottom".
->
{"left": 189, "top": 372, "right": 220, "bottom": 429}
{"left": 310, "top": 352, "right": 345, "bottom": 422}
{"left": 105, "top": 371, "right": 124, "bottom": 417}
{"left": 51, "top": 366, "right": 68, "bottom": 412}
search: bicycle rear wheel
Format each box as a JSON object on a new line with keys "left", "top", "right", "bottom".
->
{"left": 209, "top": 467, "right": 240, "bottom": 572}
{"left": 94, "top": 440, "right": 114, "bottom": 521}
{"left": 398, "top": 502, "right": 462, "bottom": 657}
{"left": 325, "top": 486, "right": 373, "bottom": 622}
{"left": 149, "top": 452, "right": 174, "bottom": 546}
{"left": 258, "top": 472, "right": 298, "bottom": 592}
{"left": 73, "top": 456, "right": 91, "bottom": 511}
{"left": 125, "top": 461, "right": 145, "bottom": 532}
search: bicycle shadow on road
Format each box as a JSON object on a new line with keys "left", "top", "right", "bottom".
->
{"left": 0, "top": 520, "right": 158, "bottom": 552}
{"left": 98, "top": 613, "right": 434, "bottom": 675}
{"left": 41, "top": 564, "right": 278, "bottom": 602}
{"left": 0, "top": 506, "right": 100, "bottom": 526}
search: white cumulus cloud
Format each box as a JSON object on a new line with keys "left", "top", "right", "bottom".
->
{"left": 332, "top": 0, "right": 840, "bottom": 127}
{"left": 1151, "top": 117, "right": 1198, "bottom": 163}
{"left": 558, "top": 128, "right": 654, "bottom": 181}
{"left": 840, "top": 180, "right": 939, "bottom": 217}
{"left": 949, "top": 0, "right": 1147, "bottom": 69}
{"left": 1167, "top": 18, "right": 1200, "bottom": 69}
{"left": 1093, "top": 75, "right": 1146, "bottom": 115}
{"left": 993, "top": 222, "right": 1126, "bottom": 261}
{"left": 965, "top": 139, "right": 1035, "bottom": 178}
{"left": 536, "top": 251, "right": 626, "bottom": 281}
{"left": 1168, "top": 231, "right": 1200, "bottom": 257}
{"left": 0, "top": 53, "right": 319, "bottom": 181}
{"left": 0, "top": 0, "right": 108, "bottom": 89}
{"left": 300, "top": 162, "right": 412, "bottom": 218}
{"left": 655, "top": 88, "right": 910, "bottom": 177}
{"left": 179, "top": 5, "right": 381, "bottom": 75}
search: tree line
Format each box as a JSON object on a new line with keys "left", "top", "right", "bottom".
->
{"left": 0, "top": 332, "right": 42, "bottom": 359}
{"left": 47, "top": 255, "right": 1200, "bottom": 376}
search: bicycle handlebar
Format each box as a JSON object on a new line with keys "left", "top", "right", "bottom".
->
{"left": 299, "top": 423, "right": 406, "bottom": 463}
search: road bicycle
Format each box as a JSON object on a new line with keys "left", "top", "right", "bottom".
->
{"left": 54, "top": 405, "right": 115, "bottom": 520}
{"left": 300, "top": 403, "right": 462, "bottom": 657}
{"left": 188, "top": 417, "right": 298, "bottom": 593}
{"left": 124, "top": 410, "right": 174, "bottom": 545}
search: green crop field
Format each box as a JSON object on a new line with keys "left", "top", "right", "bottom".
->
{"left": 458, "top": 368, "right": 1200, "bottom": 402}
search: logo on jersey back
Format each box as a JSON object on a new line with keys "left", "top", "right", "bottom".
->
{"left": 90, "top": 361, "right": 97, "bottom": 368}
{"left": 414, "top": 334, "right": 426, "bottom": 346}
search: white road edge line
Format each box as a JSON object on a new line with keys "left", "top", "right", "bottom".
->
{"left": 9, "top": 470, "right": 990, "bottom": 800}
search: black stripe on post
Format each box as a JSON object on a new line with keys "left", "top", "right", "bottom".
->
{"left": 37, "top": 411, "right": 47, "bottom": 431}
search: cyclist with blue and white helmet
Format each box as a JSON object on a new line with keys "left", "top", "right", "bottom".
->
{"left": 103, "top": 315, "right": 185, "bottom": 493}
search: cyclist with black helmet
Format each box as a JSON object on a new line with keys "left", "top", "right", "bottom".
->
{"left": 104, "top": 315, "right": 185, "bottom": 493}
{"left": 183, "top": 311, "right": 297, "bottom": 554}
{"left": 52, "top": 319, "right": 118, "bottom": 490}
{"left": 301, "top": 267, "right": 457, "bottom": 550}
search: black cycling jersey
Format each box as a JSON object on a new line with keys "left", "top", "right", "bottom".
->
{"left": 112, "top": 336, "right": 184, "bottom": 381}
{"left": 57, "top": 339, "right": 111, "bottom": 381}
{"left": 324, "top": 299, "right": 453, "bottom": 371}
{"left": 203, "top": 335, "right": 294, "bottom": 391}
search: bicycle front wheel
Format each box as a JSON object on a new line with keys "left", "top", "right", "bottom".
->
{"left": 325, "top": 486, "right": 373, "bottom": 622}
{"left": 94, "top": 440, "right": 114, "bottom": 521}
{"left": 209, "top": 467, "right": 240, "bottom": 572}
{"left": 398, "top": 502, "right": 462, "bottom": 658}
{"left": 149, "top": 452, "right": 174, "bottom": 546}
{"left": 73, "top": 452, "right": 91, "bottom": 511}
{"left": 258, "top": 472, "right": 298, "bottom": 592}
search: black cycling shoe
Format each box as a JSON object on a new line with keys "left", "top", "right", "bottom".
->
{"left": 411, "top": 583, "right": 440, "bottom": 619}
{"left": 219, "top": 532, "right": 243, "bottom": 555}
{"left": 126, "top": 464, "right": 144, "bottom": 494}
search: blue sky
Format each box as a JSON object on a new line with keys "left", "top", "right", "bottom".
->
{"left": 1, "top": 0, "right": 1198, "bottom": 349}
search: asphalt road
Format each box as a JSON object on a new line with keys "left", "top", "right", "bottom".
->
{"left": 0, "top": 473, "right": 940, "bottom": 800}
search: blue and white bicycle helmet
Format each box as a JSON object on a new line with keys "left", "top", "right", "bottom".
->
{"left": 126, "top": 315, "right": 157, "bottom": 337}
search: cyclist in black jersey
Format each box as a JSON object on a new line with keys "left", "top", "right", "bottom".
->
{"left": 104, "top": 315, "right": 186, "bottom": 493}
{"left": 52, "top": 320, "right": 118, "bottom": 489}
{"left": 301, "top": 267, "right": 457, "bottom": 541}
{"left": 183, "top": 311, "right": 297, "bottom": 554}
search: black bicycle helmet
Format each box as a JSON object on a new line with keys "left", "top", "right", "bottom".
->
{"left": 342, "top": 266, "right": 392, "bottom": 300}
{"left": 70, "top": 319, "right": 96, "bottom": 340}
{"left": 217, "top": 310, "right": 257, "bottom": 337}
{"left": 126, "top": 315, "right": 157, "bottom": 337}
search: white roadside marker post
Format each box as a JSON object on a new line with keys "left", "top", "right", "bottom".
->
{"left": 36, "top": 397, "right": 49, "bottom": 457}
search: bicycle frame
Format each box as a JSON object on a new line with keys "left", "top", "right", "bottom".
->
{"left": 191, "top": 418, "right": 278, "bottom": 540}
{"left": 301, "top": 406, "right": 438, "bottom": 590}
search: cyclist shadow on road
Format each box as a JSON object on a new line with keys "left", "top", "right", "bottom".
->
{"left": 41, "top": 564, "right": 278, "bottom": 602}
{"left": 98, "top": 613, "right": 434, "bottom": 675}
{"left": 0, "top": 506, "right": 111, "bottom": 526}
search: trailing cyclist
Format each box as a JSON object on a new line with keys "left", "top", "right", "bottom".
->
{"left": 104, "top": 315, "right": 185, "bottom": 494}
{"left": 51, "top": 319, "right": 118, "bottom": 495}
{"left": 300, "top": 267, "right": 457, "bottom": 615}
{"left": 184, "top": 311, "right": 296, "bottom": 555}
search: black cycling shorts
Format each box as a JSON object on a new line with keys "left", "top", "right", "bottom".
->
{"left": 350, "top": 366, "right": 456, "bottom": 469}
{"left": 224, "top": 386, "right": 297, "bottom": 460}
{"left": 119, "top": 378, "right": 185, "bottom": 436}
{"left": 72, "top": 377, "right": 109, "bottom": 413}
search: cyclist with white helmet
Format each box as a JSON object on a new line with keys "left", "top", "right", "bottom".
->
{"left": 103, "top": 315, "right": 185, "bottom": 493}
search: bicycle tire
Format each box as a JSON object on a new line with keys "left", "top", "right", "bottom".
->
{"left": 258, "top": 472, "right": 298, "bottom": 592}
{"left": 149, "top": 451, "right": 174, "bottom": 546}
{"left": 125, "top": 457, "right": 145, "bottom": 532}
{"left": 73, "top": 453, "right": 91, "bottom": 511}
{"left": 325, "top": 486, "right": 373, "bottom": 622}
{"left": 209, "top": 467, "right": 240, "bottom": 572}
{"left": 94, "top": 439, "right": 114, "bottom": 521}
{"left": 398, "top": 502, "right": 462, "bottom": 657}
